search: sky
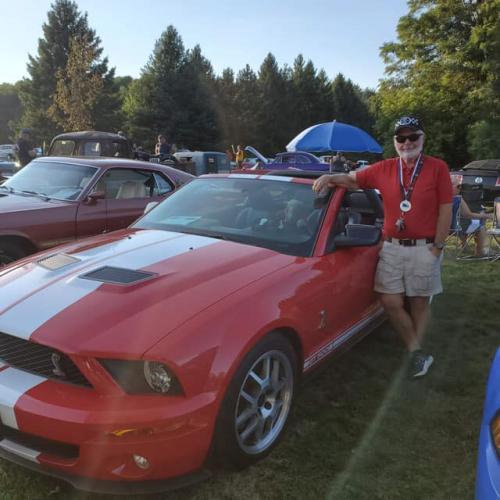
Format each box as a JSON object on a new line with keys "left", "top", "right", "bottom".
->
{"left": 0, "top": 0, "right": 409, "bottom": 90}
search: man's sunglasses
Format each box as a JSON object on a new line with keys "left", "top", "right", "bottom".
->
{"left": 394, "top": 133, "right": 423, "bottom": 143}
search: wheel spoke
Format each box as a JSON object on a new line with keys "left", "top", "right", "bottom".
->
{"left": 263, "top": 355, "right": 272, "bottom": 381}
{"left": 271, "top": 358, "right": 281, "bottom": 384}
{"left": 240, "top": 389, "right": 257, "bottom": 405}
{"left": 249, "top": 370, "right": 265, "bottom": 388}
{"left": 236, "top": 407, "right": 256, "bottom": 428}
{"left": 270, "top": 400, "right": 284, "bottom": 427}
{"left": 272, "top": 378, "right": 286, "bottom": 394}
{"left": 240, "top": 416, "right": 259, "bottom": 442}
{"left": 254, "top": 415, "right": 266, "bottom": 442}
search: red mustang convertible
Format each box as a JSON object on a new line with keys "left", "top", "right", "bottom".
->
{"left": 0, "top": 171, "right": 384, "bottom": 493}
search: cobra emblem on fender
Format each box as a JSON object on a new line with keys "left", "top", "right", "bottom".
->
{"left": 51, "top": 352, "right": 66, "bottom": 378}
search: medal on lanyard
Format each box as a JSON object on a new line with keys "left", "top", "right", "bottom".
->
{"left": 395, "top": 153, "right": 423, "bottom": 232}
{"left": 400, "top": 200, "right": 412, "bottom": 212}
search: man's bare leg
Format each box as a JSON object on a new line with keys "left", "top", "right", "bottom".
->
{"left": 379, "top": 293, "right": 421, "bottom": 352}
{"left": 408, "top": 296, "right": 431, "bottom": 346}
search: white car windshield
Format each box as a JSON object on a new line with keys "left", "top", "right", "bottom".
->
{"left": 134, "top": 176, "right": 328, "bottom": 257}
{"left": 3, "top": 161, "right": 98, "bottom": 200}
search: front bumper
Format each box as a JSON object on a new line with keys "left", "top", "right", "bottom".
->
{"left": 0, "top": 367, "right": 218, "bottom": 492}
{"left": 0, "top": 444, "right": 211, "bottom": 494}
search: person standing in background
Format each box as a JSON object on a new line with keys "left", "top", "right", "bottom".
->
{"left": 16, "top": 129, "right": 37, "bottom": 168}
{"left": 232, "top": 144, "right": 245, "bottom": 169}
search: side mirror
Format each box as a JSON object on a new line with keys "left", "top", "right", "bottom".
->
{"left": 327, "top": 224, "right": 381, "bottom": 252}
{"left": 143, "top": 201, "right": 158, "bottom": 215}
{"left": 84, "top": 190, "right": 105, "bottom": 205}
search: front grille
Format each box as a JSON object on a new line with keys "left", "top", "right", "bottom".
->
{"left": 0, "top": 423, "right": 79, "bottom": 459}
{"left": 0, "top": 332, "right": 91, "bottom": 388}
{"left": 79, "top": 266, "right": 157, "bottom": 285}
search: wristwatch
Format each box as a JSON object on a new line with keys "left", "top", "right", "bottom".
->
{"left": 433, "top": 242, "right": 445, "bottom": 250}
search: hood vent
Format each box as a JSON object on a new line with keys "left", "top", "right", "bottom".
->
{"left": 79, "top": 266, "right": 157, "bottom": 286}
{"left": 37, "top": 253, "right": 81, "bottom": 270}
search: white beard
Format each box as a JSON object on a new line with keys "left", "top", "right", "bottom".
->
{"left": 398, "top": 147, "right": 422, "bottom": 163}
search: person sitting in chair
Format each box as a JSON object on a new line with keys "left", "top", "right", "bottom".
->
{"left": 451, "top": 176, "right": 492, "bottom": 256}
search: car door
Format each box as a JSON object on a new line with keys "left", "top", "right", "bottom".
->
{"left": 102, "top": 168, "right": 174, "bottom": 232}
{"left": 316, "top": 190, "right": 381, "bottom": 339}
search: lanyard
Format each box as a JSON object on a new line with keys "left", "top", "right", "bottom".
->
{"left": 398, "top": 153, "right": 424, "bottom": 203}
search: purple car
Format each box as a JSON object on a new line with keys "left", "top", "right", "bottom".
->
{"left": 244, "top": 146, "right": 330, "bottom": 172}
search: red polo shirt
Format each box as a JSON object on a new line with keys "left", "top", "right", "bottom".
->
{"left": 355, "top": 155, "right": 453, "bottom": 239}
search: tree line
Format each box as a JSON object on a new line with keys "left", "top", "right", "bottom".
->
{"left": 0, "top": 0, "right": 499, "bottom": 166}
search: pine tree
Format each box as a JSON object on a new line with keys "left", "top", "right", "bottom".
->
{"left": 125, "top": 27, "right": 219, "bottom": 151}
{"left": 255, "top": 53, "right": 291, "bottom": 154}
{"left": 233, "top": 65, "right": 260, "bottom": 148}
{"left": 0, "top": 83, "right": 22, "bottom": 143}
{"left": 331, "top": 74, "right": 374, "bottom": 132}
{"left": 48, "top": 35, "right": 104, "bottom": 130}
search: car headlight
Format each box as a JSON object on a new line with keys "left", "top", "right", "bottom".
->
{"left": 99, "top": 359, "right": 183, "bottom": 395}
{"left": 492, "top": 412, "right": 500, "bottom": 455}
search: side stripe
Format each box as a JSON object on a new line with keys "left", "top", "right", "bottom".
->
{"left": 0, "top": 368, "right": 47, "bottom": 429}
{"left": 303, "top": 308, "right": 385, "bottom": 371}
{"left": 0, "top": 233, "right": 219, "bottom": 340}
{"left": 0, "top": 439, "right": 40, "bottom": 463}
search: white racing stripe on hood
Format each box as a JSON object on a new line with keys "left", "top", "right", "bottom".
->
{"left": 0, "top": 230, "right": 183, "bottom": 314}
{"left": 0, "top": 368, "right": 46, "bottom": 429}
{"left": 0, "top": 233, "right": 219, "bottom": 340}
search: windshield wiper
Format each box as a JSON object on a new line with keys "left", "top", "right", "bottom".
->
{"left": 0, "top": 185, "right": 14, "bottom": 193}
{"left": 21, "top": 190, "right": 51, "bottom": 200}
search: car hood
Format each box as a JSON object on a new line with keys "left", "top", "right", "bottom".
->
{"left": 0, "top": 191, "right": 70, "bottom": 211}
{"left": 0, "top": 229, "right": 294, "bottom": 357}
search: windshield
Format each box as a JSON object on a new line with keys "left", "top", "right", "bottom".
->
{"left": 4, "top": 161, "right": 98, "bottom": 200}
{"left": 133, "top": 176, "right": 328, "bottom": 257}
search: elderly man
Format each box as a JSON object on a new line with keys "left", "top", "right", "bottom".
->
{"left": 313, "top": 116, "right": 453, "bottom": 378}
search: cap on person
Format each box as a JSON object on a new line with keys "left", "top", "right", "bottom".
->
{"left": 394, "top": 116, "right": 424, "bottom": 134}
{"left": 20, "top": 128, "right": 31, "bottom": 135}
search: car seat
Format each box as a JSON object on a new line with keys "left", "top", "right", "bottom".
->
{"left": 116, "top": 181, "right": 148, "bottom": 199}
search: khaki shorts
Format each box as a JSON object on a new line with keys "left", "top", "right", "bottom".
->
{"left": 374, "top": 241, "right": 443, "bottom": 297}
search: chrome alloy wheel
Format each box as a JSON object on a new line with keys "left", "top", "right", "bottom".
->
{"left": 234, "top": 350, "right": 294, "bottom": 454}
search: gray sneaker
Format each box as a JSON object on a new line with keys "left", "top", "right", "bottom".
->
{"left": 409, "top": 350, "right": 434, "bottom": 378}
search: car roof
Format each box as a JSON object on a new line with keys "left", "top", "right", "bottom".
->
{"left": 274, "top": 151, "right": 321, "bottom": 163}
{"left": 33, "top": 156, "right": 179, "bottom": 173}
{"left": 462, "top": 159, "right": 500, "bottom": 171}
{"left": 51, "top": 131, "right": 126, "bottom": 141}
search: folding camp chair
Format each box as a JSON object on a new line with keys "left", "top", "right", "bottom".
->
{"left": 486, "top": 198, "right": 500, "bottom": 262}
{"left": 446, "top": 195, "right": 487, "bottom": 260}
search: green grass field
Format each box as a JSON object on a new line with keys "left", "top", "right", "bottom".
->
{"left": 1, "top": 257, "right": 499, "bottom": 500}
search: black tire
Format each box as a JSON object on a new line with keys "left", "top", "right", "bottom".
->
{"left": 212, "top": 332, "right": 297, "bottom": 469}
{"left": 0, "top": 242, "right": 27, "bottom": 267}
